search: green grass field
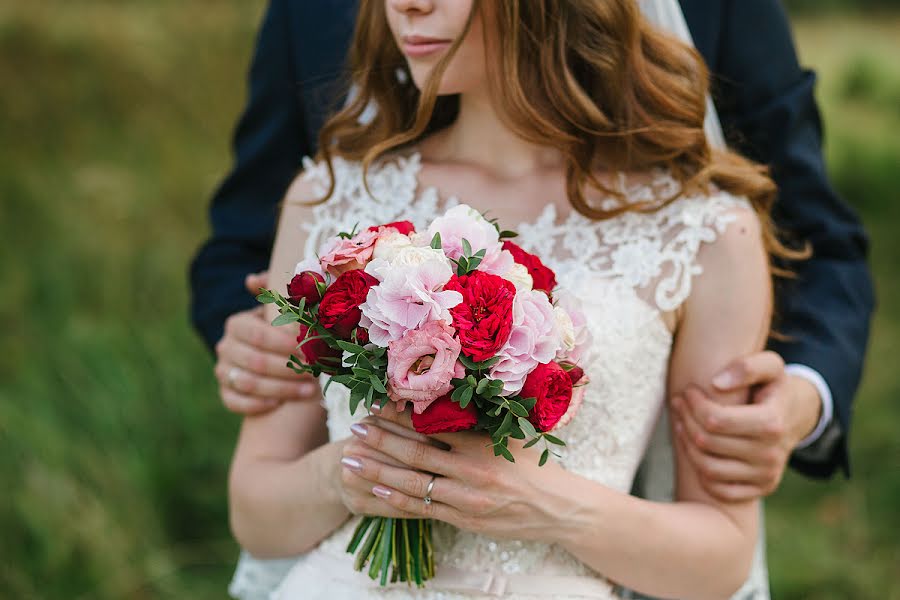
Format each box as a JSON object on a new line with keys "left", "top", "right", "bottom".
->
{"left": 1, "top": 3, "right": 898, "bottom": 598}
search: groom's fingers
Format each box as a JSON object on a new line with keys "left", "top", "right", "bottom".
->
{"left": 221, "top": 387, "right": 281, "bottom": 415}
{"left": 711, "top": 350, "right": 784, "bottom": 392}
{"left": 674, "top": 404, "right": 763, "bottom": 464}
{"left": 221, "top": 308, "right": 297, "bottom": 355}
{"left": 678, "top": 386, "right": 781, "bottom": 440}
{"left": 244, "top": 271, "right": 270, "bottom": 295}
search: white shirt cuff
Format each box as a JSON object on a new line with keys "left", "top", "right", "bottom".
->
{"left": 785, "top": 364, "right": 834, "bottom": 449}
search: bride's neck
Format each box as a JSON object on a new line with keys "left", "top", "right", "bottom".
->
{"left": 422, "top": 88, "right": 564, "bottom": 179}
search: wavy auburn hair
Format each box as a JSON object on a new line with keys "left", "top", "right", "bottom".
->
{"left": 316, "top": 0, "right": 805, "bottom": 268}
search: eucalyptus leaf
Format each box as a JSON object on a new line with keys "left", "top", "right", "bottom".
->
{"left": 507, "top": 399, "right": 529, "bottom": 418}
{"left": 462, "top": 238, "right": 472, "bottom": 257}
{"left": 256, "top": 291, "right": 277, "bottom": 304}
{"left": 539, "top": 448, "right": 549, "bottom": 466}
{"left": 430, "top": 232, "right": 442, "bottom": 250}
{"left": 499, "top": 444, "right": 515, "bottom": 463}
{"left": 518, "top": 417, "right": 538, "bottom": 439}
{"left": 370, "top": 374, "right": 387, "bottom": 394}
{"left": 337, "top": 340, "right": 366, "bottom": 354}
{"left": 543, "top": 434, "right": 566, "bottom": 446}
{"left": 271, "top": 313, "right": 300, "bottom": 327}
{"left": 523, "top": 437, "right": 541, "bottom": 449}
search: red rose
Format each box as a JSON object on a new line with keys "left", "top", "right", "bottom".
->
{"left": 444, "top": 270, "right": 516, "bottom": 362}
{"left": 367, "top": 220, "right": 416, "bottom": 236}
{"left": 297, "top": 325, "right": 342, "bottom": 373}
{"left": 522, "top": 362, "right": 573, "bottom": 432}
{"left": 563, "top": 364, "right": 585, "bottom": 386}
{"left": 287, "top": 271, "right": 325, "bottom": 306}
{"left": 502, "top": 240, "right": 557, "bottom": 295}
{"left": 318, "top": 270, "right": 378, "bottom": 339}
{"left": 411, "top": 393, "right": 478, "bottom": 434}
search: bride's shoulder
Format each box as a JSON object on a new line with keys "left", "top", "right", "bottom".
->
{"left": 283, "top": 155, "right": 354, "bottom": 206}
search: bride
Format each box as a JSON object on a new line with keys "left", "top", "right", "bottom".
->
{"left": 227, "top": 0, "right": 791, "bottom": 598}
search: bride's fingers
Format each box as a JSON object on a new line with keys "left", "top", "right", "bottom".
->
{"left": 339, "top": 470, "right": 417, "bottom": 519}
{"left": 342, "top": 456, "right": 471, "bottom": 512}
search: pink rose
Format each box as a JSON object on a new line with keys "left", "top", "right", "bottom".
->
{"left": 386, "top": 321, "right": 465, "bottom": 414}
{"left": 318, "top": 228, "right": 382, "bottom": 277}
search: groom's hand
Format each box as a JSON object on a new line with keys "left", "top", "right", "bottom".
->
{"left": 213, "top": 271, "right": 320, "bottom": 415}
{"left": 670, "top": 351, "right": 822, "bottom": 501}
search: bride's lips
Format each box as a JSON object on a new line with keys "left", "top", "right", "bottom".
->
{"left": 401, "top": 34, "right": 452, "bottom": 58}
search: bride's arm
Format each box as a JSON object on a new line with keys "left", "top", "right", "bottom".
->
{"left": 227, "top": 175, "right": 349, "bottom": 557}
{"left": 556, "top": 207, "right": 771, "bottom": 598}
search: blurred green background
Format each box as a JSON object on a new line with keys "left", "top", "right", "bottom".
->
{"left": 1, "top": 1, "right": 898, "bottom": 598}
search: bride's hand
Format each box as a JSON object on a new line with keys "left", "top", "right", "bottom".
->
{"left": 338, "top": 414, "right": 449, "bottom": 519}
{"left": 343, "top": 412, "right": 569, "bottom": 542}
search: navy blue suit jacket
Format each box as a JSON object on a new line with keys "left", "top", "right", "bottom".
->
{"left": 189, "top": 0, "right": 874, "bottom": 478}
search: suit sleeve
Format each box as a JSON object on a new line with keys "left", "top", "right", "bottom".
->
{"left": 712, "top": 0, "right": 875, "bottom": 478}
{"left": 189, "top": 0, "right": 310, "bottom": 352}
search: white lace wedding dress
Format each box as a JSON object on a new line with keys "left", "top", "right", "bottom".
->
{"left": 229, "top": 152, "right": 766, "bottom": 600}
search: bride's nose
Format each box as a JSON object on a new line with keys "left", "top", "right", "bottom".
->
{"left": 388, "top": 0, "right": 435, "bottom": 16}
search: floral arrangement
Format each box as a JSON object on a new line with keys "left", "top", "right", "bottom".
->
{"left": 258, "top": 205, "right": 590, "bottom": 587}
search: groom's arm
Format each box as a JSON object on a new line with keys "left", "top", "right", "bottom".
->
{"left": 706, "top": 0, "right": 873, "bottom": 478}
{"left": 190, "top": 0, "right": 309, "bottom": 352}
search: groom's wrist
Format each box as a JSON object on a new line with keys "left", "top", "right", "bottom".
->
{"left": 784, "top": 374, "right": 823, "bottom": 449}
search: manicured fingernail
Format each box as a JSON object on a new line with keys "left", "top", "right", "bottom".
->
{"left": 341, "top": 457, "right": 362, "bottom": 472}
{"left": 350, "top": 423, "right": 368, "bottom": 439}
{"left": 713, "top": 370, "right": 738, "bottom": 389}
{"left": 370, "top": 403, "right": 382, "bottom": 414}
{"left": 372, "top": 485, "right": 392, "bottom": 499}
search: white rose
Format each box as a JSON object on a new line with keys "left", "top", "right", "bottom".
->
{"left": 554, "top": 305, "right": 576, "bottom": 357}
{"left": 365, "top": 245, "right": 452, "bottom": 282}
{"left": 372, "top": 230, "right": 413, "bottom": 261}
{"left": 501, "top": 262, "right": 534, "bottom": 292}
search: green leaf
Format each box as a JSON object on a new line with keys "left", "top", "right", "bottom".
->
{"left": 475, "top": 377, "right": 489, "bottom": 395}
{"left": 466, "top": 375, "right": 477, "bottom": 386}
{"left": 498, "top": 444, "right": 515, "bottom": 463}
{"left": 256, "top": 290, "right": 277, "bottom": 304}
{"left": 523, "top": 437, "right": 541, "bottom": 449}
{"left": 352, "top": 367, "right": 373, "bottom": 379}
{"left": 543, "top": 434, "right": 566, "bottom": 446}
{"left": 460, "top": 386, "right": 474, "bottom": 408}
{"left": 497, "top": 411, "right": 513, "bottom": 436}
{"left": 507, "top": 399, "right": 529, "bottom": 418}
{"left": 430, "top": 232, "right": 442, "bottom": 250}
{"left": 458, "top": 354, "right": 479, "bottom": 370}
{"left": 271, "top": 312, "right": 300, "bottom": 327}
{"left": 498, "top": 230, "right": 519, "bottom": 239}
{"left": 539, "top": 448, "right": 549, "bottom": 466}
{"left": 475, "top": 356, "right": 501, "bottom": 369}
{"left": 467, "top": 256, "right": 483, "bottom": 271}
{"left": 336, "top": 340, "right": 365, "bottom": 354}
{"left": 473, "top": 248, "right": 486, "bottom": 258}
{"left": 462, "top": 238, "right": 472, "bottom": 257}
{"left": 518, "top": 417, "right": 538, "bottom": 439}
{"left": 451, "top": 385, "right": 467, "bottom": 402}
{"left": 369, "top": 374, "right": 387, "bottom": 394}
{"left": 518, "top": 396, "right": 537, "bottom": 412}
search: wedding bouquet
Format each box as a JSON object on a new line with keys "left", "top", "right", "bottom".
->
{"left": 258, "top": 204, "right": 589, "bottom": 587}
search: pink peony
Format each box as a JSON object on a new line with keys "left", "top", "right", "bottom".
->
{"left": 426, "top": 204, "right": 506, "bottom": 267}
{"left": 489, "top": 289, "right": 562, "bottom": 395}
{"left": 386, "top": 321, "right": 465, "bottom": 414}
{"left": 359, "top": 248, "right": 463, "bottom": 347}
{"left": 318, "top": 228, "right": 382, "bottom": 277}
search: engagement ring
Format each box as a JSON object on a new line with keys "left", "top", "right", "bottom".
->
{"left": 424, "top": 475, "right": 437, "bottom": 505}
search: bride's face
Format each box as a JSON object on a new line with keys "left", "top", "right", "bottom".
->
{"left": 385, "top": 0, "right": 488, "bottom": 95}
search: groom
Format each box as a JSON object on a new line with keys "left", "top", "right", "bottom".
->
{"left": 190, "top": 0, "right": 873, "bottom": 596}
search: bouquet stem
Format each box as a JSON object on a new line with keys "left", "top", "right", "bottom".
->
{"left": 347, "top": 516, "right": 434, "bottom": 587}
